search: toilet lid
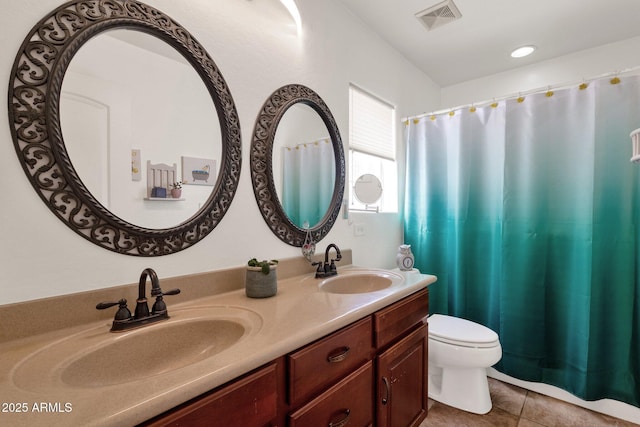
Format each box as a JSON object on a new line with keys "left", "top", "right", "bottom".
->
{"left": 428, "top": 314, "right": 499, "bottom": 347}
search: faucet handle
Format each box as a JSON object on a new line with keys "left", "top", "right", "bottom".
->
{"left": 96, "top": 301, "right": 119, "bottom": 309}
{"left": 312, "top": 261, "right": 327, "bottom": 278}
{"left": 151, "top": 288, "right": 181, "bottom": 315}
{"left": 96, "top": 298, "right": 132, "bottom": 321}
{"left": 151, "top": 285, "right": 181, "bottom": 296}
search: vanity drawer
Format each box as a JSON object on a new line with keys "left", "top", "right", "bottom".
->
{"left": 373, "top": 288, "right": 429, "bottom": 349}
{"left": 288, "top": 361, "right": 374, "bottom": 427}
{"left": 288, "top": 316, "right": 373, "bottom": 406}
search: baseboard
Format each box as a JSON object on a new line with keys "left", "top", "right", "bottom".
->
{"left": 487, "top": 368, "right": 640, "bottom": 424}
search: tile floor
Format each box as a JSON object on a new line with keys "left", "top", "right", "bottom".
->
{"left": 419, "top": 378, "right": 640, "bottom": 426}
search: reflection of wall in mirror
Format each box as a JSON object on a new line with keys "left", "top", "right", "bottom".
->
{"left": 60, "top": 92, "right": 111, "bottom": 206}
{"left": 60, "top": 32, "right": 221, "bottom": 229}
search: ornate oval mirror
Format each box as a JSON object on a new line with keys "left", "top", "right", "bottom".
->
{"left": 8, "top": 0, "right": 241, "bottom": 256}
{"left": 251, "top": 84, "right": 345, "bottom": 246}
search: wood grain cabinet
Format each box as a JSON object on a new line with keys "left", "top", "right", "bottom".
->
{"left": 288, "top": 361, "right": 374, "bottom": 427}
{"left": 376, "top": 324, "right": 428, "bottom": 427}
{"left": 287, "top": 288, "right": 429, "bottom": 427}
{"left": 140, "top": 362, "right": 279, "bottom": 427}
{"left": 287, "top": 317, "right": 375, "bottom": 426}
{"left": 288, "top": 317, "right": 373, "bottom": 407}
{"left": 374, "top": 288, "right": 429, "bottom": 427}
{"left": 141, "top": 287, "right": 429, "bottom": 427}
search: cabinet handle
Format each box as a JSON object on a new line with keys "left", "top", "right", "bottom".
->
{"left": 381, "top": 376, "right": 390, "bottom": 405}
{"left": 326, "top": 346, "right": 350, "bottom": 363}
{"left": 328, "top": 409, "right": 350, "bottom": 427}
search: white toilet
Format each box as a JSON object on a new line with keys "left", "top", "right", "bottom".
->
{"left": 427, "top": 314, "right": 502, "bottom": 414}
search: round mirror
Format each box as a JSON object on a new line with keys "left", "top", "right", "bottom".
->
{"left": 9, "top": 0, "right": 241, "bottom": 256}
{"left": 60, "top": 30, "right": 221, "bottom": 229}
{"left": 251, "top": 84, "right": 345, "bottom": 247}
{"left": 354, "top": 174, "right": 383, "bottom": 204}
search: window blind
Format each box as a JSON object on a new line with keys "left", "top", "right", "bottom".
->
{"left": 349, "top": 85, "right": 396, "bottom": 160}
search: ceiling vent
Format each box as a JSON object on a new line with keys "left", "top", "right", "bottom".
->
{"left": 415, "top": 0, "right": 462, "bottom": 31}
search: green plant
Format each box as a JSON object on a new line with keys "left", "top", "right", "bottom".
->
{"left": 247, "top": 258, "right": 279, "bottom": 274}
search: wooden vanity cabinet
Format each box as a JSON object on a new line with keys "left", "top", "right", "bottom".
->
{"left": 140, "top": 361, "right": 280, "bottom": 427}
{"left": 286, "top": 317, "right": 374, "bottom": 426}
{"left": 376, "top": 324, "right": 428, "bottom": 427}
{"left": 287, "top": 317, "right": 373, "bottom": 407}
{"left": 288, "top": 361, "right": 374, "bottom": 427}
{"left": 141, "top": 287, "right": 429, "bottom": 427}
{"left": 287, "top": 288, "right": 429, "bottom": 426}
{"left": 374, "top": 288, "right": 429, "bottom": 427}
{"left": 374, "top": 288, "right": 429, "bottom": 349}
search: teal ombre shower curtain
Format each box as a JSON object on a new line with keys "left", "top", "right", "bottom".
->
{"left": 282, "top": 138, "right": 335, "bottom": 227}
{"left": 404, "top": 75, "right": 640, "bottom": 406}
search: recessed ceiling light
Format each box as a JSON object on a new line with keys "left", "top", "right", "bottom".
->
{"left": 510, "top": 45, "right": 536, "bottom": 58}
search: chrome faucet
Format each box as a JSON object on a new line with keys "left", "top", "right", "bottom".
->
{"left": 96, "top": 268, "right": 180, "bottom": 332}
{"left": 313, "top": 243, "right": 342, "bottom": 278}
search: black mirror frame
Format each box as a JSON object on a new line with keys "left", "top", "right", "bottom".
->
{"left": 8, "top": 0, "right": 241, "bottom": 256}
{"left": 250, "top": 84, "right": 345, "bottom": 247}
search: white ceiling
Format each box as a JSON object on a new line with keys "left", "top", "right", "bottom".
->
{"left": 335, "top": 0, "right": 640, "bottom": 87}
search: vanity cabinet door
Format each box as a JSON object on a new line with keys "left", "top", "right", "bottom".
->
{"left": 288, "top": 361, "right": 374, "bottom": 427}
{"left": 288, "top": 316, "right": 373, "bottom": 407}
{"left": 376, "top": 323, "right": 428, "bottom": 427}
{"left": 141, "top": 362, "right": 279, "bottom": 427}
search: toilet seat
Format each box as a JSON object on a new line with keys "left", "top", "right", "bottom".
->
{"left": 428, "top": 314, "right": 499, "bottom": 348}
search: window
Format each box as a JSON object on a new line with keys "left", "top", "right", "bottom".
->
{"left": 348, "top": 85, "right": 398, "bottom": 212}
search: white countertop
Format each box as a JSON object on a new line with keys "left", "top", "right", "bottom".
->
{"left": 0, "top": 266, "right": 436, "bottom": 426}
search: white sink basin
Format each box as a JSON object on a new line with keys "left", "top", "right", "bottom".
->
{"left": 12, "top": 306, "right": 262, "bottom": 391}
{"left": 319, "top": 270, "right": 403, "bottom": 294}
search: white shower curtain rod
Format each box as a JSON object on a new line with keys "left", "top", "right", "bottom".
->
{"left": 402, "top": 66, "right": 640, "bottom": 123}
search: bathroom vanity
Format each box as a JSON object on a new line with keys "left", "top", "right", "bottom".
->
{"left": 142, "top": 288, "right": 429, "bottom": 427}
{"left": 0, "top": 261, "right": 436, "bottom": 427}
{"left": 1, "top": 3, "right": 436, "bottom": 425}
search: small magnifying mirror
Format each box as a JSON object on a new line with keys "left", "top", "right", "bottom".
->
{"left": 354, "top": 174, "right": 383, "bottom": 206}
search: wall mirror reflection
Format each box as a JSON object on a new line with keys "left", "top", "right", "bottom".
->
{"left": 272, "top": 103, "right": 335, "bottom": 229}
{"left": 8, "top": 0, "right": 241, "bottom": 256}
{"left": 251, "top": 84, "right": 345, "bottom": 247}
{"left": 61, "top": 30, "right": 221, "bottom": 229}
